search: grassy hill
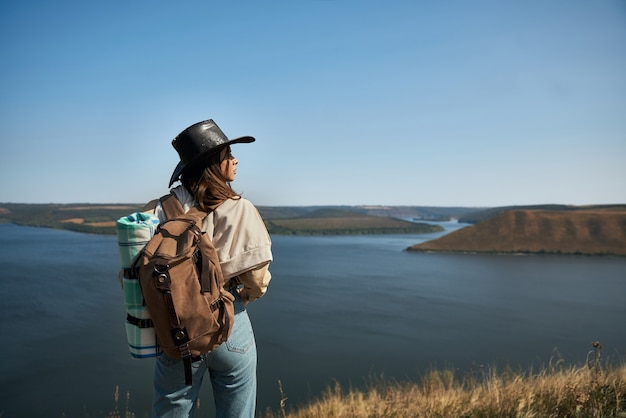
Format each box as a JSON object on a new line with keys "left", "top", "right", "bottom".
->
{"left": 264, "top": 208, "right": 443, "bottom": 235}
{"left": 0, "top": 203, "right": 144, "bottom": 235}
{"left": 0, "top": 203, "right": 445, "bottom": 236}
{"left": 458, "top": 204, "right": 626, "bottom": 224}
{"left": 407, "top": 208, "right": 626, "bottom": 256}
{"left": 256, "top": 205, "right": 483, "bottom": 221}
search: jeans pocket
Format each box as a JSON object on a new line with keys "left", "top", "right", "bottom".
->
{"left": 225, "top": 312, "right": 255, "bottom": 354}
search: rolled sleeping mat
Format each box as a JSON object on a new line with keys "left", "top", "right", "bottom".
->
{"left": 116, "top": 212, "right": 162, "bottom": 358}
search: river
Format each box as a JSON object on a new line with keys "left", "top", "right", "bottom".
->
{"left": 0, "top": 223, "right": 624, "bottom": 417}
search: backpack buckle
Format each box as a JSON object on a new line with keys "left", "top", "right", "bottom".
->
{"left": 209, "top": 298, "right": 225, "bottom": 312}
{"left": 172, "top": 328, "right": 190, "bottom": 345}
{"left": 153, "top": 265, "right": 171, "bottom": 290}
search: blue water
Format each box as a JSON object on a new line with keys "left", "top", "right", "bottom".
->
{"left": 0, "top": 223, "right": 624, "bottom": 417}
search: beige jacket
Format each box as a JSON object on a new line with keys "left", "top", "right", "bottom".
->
{"left": 153, "top": 186, "right": 273, "bottom": 302}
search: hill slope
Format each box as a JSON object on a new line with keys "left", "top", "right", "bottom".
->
{"left": 407, "top": 209, "right": 626, "bottom": 256}
{"left": 265, "top": 209, "right": 443, "bottom": 235}
{"left": 458, "top": 204, "right": 626, "bottom": 224}
{"left": 0, "top": 203, "right": 444, "bottom": 236}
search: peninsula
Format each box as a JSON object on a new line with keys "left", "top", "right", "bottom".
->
{"left": 406, "top": 207, "right": 626, "bottom": 256}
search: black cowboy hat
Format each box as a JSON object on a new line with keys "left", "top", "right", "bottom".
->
{"left": 169, "top": 119, "right": 255, "bottom": 187}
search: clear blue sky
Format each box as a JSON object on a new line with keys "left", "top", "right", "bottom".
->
{"left": 1, "top": 0, "right": 625, "bottom": 207}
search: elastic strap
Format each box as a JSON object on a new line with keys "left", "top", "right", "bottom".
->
{"left": 126, "top": 313, "right": 153, "bottom": 328}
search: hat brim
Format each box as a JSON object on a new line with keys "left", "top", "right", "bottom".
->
{"left": 168, "top": 136, "right": 255, "bottom": 187}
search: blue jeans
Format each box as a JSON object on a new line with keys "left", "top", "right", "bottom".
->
{"left": 152, "top": 294, "right": 257, "bottom": 418}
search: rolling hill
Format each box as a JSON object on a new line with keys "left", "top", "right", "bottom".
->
{"left": 264, "top": 208, "right": 443, "bottom": 235}
{"left": 407, "top": 208, "right": 626, "bottom": 256}
{"left": 0, "top": 203, "right": 445, "bottom": 236}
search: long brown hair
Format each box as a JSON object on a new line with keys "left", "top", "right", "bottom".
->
{"left": 180, "top": 150, "right": 240, "bottom": 211}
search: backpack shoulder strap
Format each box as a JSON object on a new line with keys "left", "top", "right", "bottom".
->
{"left": 159, "top": 193, "right": 213, "bottom": 223}
{"left": 159, "top": 193, "right": 185, "bottom": 220}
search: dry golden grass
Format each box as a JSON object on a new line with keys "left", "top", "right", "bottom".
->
{"left": 87, "top": 221, "right": 117, "bottom": 227}
{"left": 58, "top": 205, "right": 138, "bottom": 211}
{"left": 71, "top": 345, "right": 624, "bottom": 418}
{"left": 60, "top": 217, "right": 85, "bottom": 224}
{"left": 265, "top": 360, "right": 626, "bottom": 418}
{"left": 60, "top": 218, "right": 116, "bottom": 227}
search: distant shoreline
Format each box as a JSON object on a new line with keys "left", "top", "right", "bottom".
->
{"left": 0, "top": 203, "right": 447, "bottom": 236}
{"left": 2, "top": 204, "right": 625, "bottom": 256}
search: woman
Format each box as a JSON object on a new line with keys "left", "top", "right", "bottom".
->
{"left": 151, "top": 119, "right": 272, "bottom": 418}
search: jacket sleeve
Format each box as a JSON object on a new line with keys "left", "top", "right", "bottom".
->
{"left": 207, "top": 198, "right": 273, "bottom": 281}
{"left": 238, "top": 261, "right": 272, "bottom": 302}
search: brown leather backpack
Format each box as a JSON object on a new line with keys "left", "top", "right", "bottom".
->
{"left": 132, "top": 193, "right": 234, "bottom": 384}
